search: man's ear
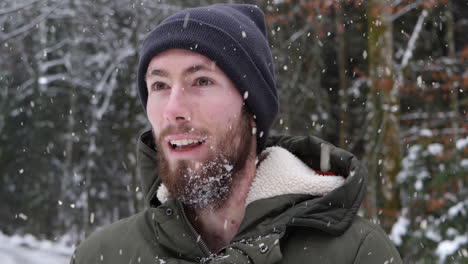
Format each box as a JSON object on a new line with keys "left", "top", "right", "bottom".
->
{"left": 250, "top": 117, "right": 260, "bottom": 139}
{"left": 250, "top": 118, "right": 256, "bottom": 128}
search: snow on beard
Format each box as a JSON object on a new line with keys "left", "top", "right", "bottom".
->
{"left": 170, "top": 156, "right": 236, "bottom": 209}
{"left": 155, "top": 108, "right": 253, "bottom": 210}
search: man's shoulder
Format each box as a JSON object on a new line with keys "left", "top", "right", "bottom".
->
{"left": 284, "top": 215, "right": 383, "bottom": 248}
{"left": 347, "top": 215, "right": 387, "bottom": 239}
{"left": 281, "top": 216, "right": 402, "bottom": 263}
{"left": 84, "top": 210, "right": 146, "bottom": 243}
{"left": 347, "top": 216, "right": 403, "bottom": 263}
{"left": 326, "top": 215, "right": 399, "bottom": 253}
{"left": 72, "top": 210, "right": 152, "bottom": 263}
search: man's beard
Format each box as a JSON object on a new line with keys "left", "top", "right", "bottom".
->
{"left": 154, "top": 109, "right": 253, "bottom": 210}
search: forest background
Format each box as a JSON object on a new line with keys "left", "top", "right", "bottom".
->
{"left": 0, "top": 0, "right": 467, "bottom": 263}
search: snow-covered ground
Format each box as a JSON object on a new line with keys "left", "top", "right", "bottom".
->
{"left": 0, "top": 232, "right": 72, "bottom": 264}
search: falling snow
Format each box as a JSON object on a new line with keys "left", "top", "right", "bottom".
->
{"left": 1, "top": 1, "right": 466, "bottom": 263}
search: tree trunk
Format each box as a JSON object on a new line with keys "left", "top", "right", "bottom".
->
{"left": 336, "top": 3, "right": 349, "bottom": 149}
{"left": 366, "top": 0, "right": 401, "bottom": 232}
{"left": 445, "top": 0, "right": 459, "bottom": 141}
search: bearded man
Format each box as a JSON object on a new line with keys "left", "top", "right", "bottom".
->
{"left": 71, "top": 4, "right": 402, "bottom": 264}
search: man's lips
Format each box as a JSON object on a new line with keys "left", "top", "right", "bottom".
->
{"left": 165, "top": 134, "right": 207, "bottom": 151}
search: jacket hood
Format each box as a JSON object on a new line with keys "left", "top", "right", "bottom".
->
{"left": 137, "top": 131, "right": 367, "bottom": 236}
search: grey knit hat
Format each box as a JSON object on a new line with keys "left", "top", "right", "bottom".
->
{"left": 137, "top": 4, "right": 278, "bottom": 153}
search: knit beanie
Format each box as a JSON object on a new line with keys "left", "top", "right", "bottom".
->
{"left": 137, "top": 4, "right": 278, "bottom": 153}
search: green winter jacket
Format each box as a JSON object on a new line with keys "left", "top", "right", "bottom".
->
{"left": 71, "top": 131, "right": 402, "bottom": 264}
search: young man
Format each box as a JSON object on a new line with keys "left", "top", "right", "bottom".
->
{"left": 71, "top": 4, "right": 402, "bottom": 263}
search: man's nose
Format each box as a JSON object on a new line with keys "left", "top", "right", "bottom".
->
{"left": 163, "top": 85, "right": 191, "bottom": 123}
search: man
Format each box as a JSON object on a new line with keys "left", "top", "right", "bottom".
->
{"left": 71, "top": 4, "right": 402, "bottom": 263}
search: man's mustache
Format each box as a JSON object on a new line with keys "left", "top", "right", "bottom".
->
{"left": 156, "top": 124, "right": 210, "bottom": 142}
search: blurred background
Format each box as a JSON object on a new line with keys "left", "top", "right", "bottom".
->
{"left": 0, "top": 0, "right": 467, "bottom": 263}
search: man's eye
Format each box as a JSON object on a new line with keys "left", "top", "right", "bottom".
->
{"left": 195, "top": 77, "right": 213, "bottom": 86}
{"left": 152, "top": 82, "right": 169, "bottom": 91}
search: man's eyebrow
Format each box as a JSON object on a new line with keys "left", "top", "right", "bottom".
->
{"left": 146, "top": 63, "right": 214, "bottom": 79}
{"left": 146, "top": 68, "right": 168, "bottom": 78}
{"left": 183, "top": 64, "right": 214, "bottom": 75}
{"left": 184, "top": 64, "right": 210, "bottom": 75}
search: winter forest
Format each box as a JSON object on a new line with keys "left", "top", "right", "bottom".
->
{"left": 0, "top": 0, "right": 466, "bottom": 263}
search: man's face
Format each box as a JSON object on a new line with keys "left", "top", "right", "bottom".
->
{"left": 145, "top": 49, "right": 255, "bottom": 209}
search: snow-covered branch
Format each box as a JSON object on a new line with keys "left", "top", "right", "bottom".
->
{"left": 392, "top": 9, "right": 429, "bottom": 97}
{"left": 95, "top": 70, "right": 118, "bottom": 121}
{"left": 93, "top": 47, "right": 135, "bottom": 120}
{"left": 37, "top": 73, "right": 68, "bottom": 85}
{"left": 94, "top": 47, "right": 134, "bottom": 94}
{"left": 391, "top": 0, "right": 403, "bottom": 7}
{"left": 15, "top": 79, "right": 35, "bottom": 101}
{"left": 0, "top": 4, "right": 59, "bottom": 43}
{"left": 288, "top": 22, "right": 315, "bottom": 42}
{"left": 34, "top": 39, "right": 71, "bottom": 59}
{"left": 401, "top": 9, "right": 428, "bottom": 68}
{"left": 38, "top": 57, "right": 69, "bottom": 72}
{"left": 0, "top": 0, "right": 43, "bottom": 16}
{"left": 392, "top": 0, "right": 425, "bottom": 21}
{"left": 401, "top": 127, "right": 467, "bottom": 142}
{"left": 400, "top": 111, "right": 458, "bottom": 121}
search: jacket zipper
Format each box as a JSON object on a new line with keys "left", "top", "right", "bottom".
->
{"left": 176, "top": 201, "right": 213, "bottom": 257}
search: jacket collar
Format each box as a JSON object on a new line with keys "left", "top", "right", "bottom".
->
{"left": 137, "top": 131, "right": 368, "bottom": 236}
{"left": 156, "top": 146, "right": 345, "bottom": 205}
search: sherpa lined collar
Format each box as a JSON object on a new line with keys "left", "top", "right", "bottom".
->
{"left": 156, "top": 146, "right": 345, "bottom": 205}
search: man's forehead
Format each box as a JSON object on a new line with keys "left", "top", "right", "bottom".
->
{"left": 147, "top": 49, "right": 218, "bottom": 74}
